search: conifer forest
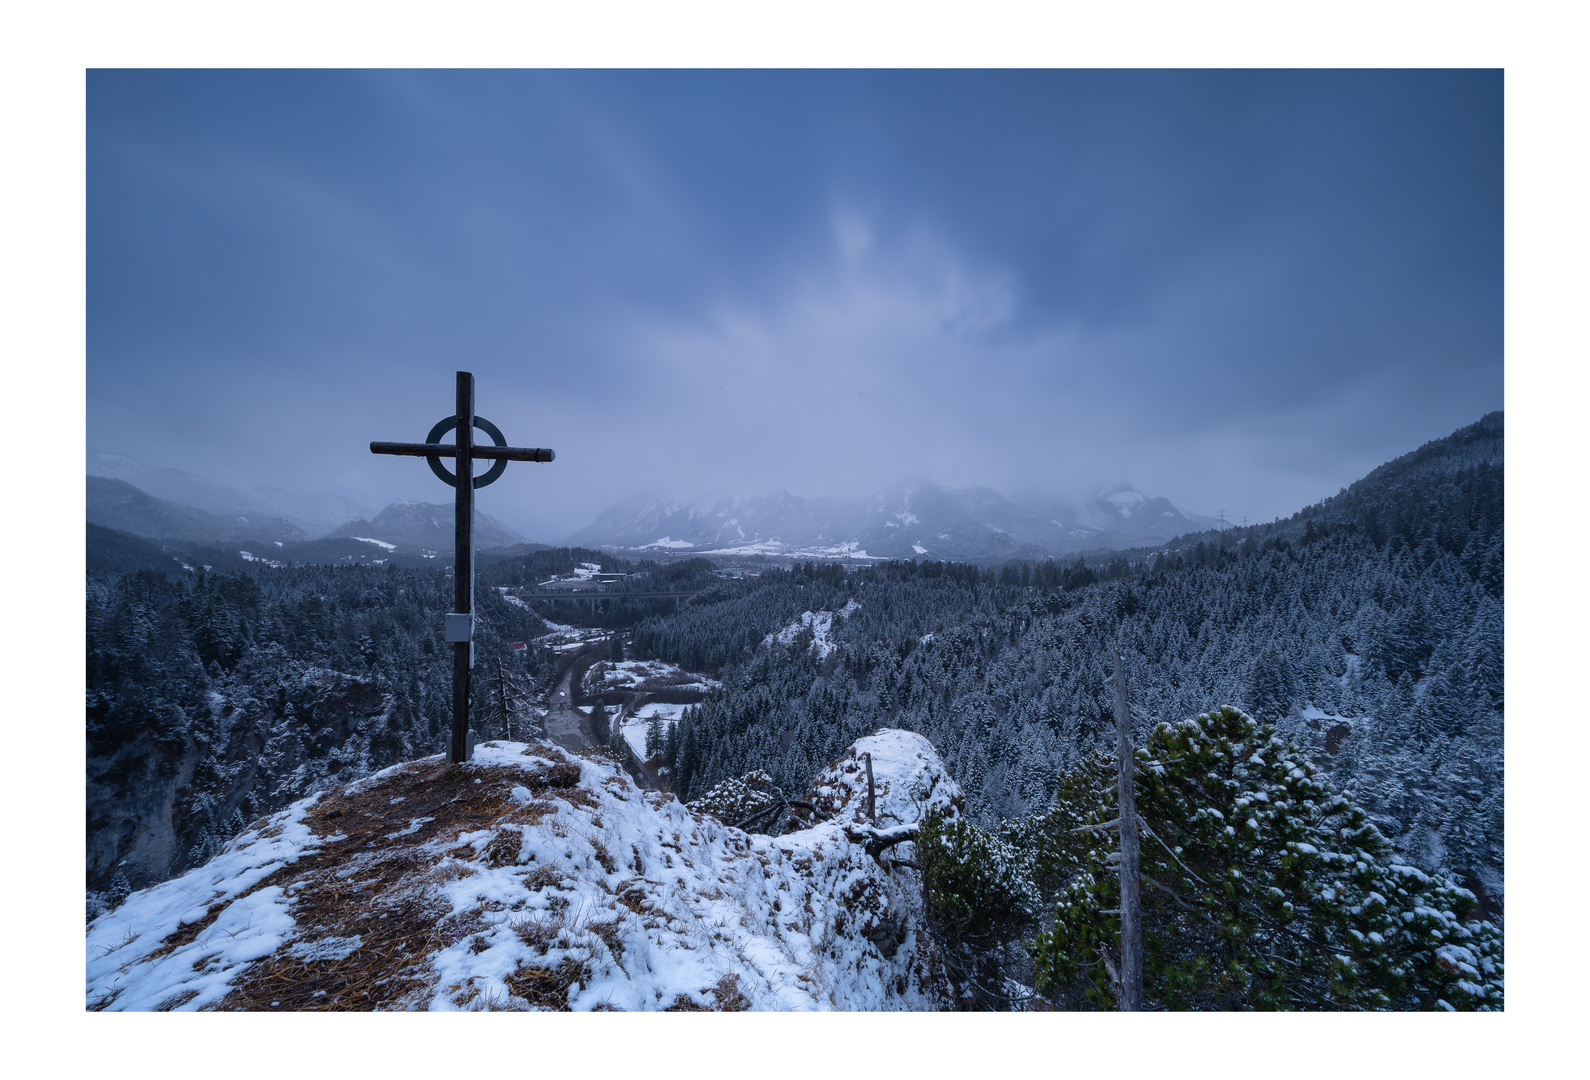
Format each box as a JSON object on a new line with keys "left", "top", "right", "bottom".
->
{"left": 85, "top": 414, "right": 1503, "bottom": 1008}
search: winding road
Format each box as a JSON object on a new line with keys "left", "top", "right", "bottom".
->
{"left": 537, "top": 636, "right": 663, "bottom": 792}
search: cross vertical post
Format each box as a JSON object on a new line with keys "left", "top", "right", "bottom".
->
{"left": 451, "top": 372, "right": 475, "bottom": 764}
{"left": 370, "top": 371, "right": 555, "bottom": 766}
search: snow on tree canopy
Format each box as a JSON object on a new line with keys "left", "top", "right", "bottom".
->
{"left": 764, "top": 599, "right": 861, "bottom": 660}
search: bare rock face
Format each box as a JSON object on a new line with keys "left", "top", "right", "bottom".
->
{"left": 87, "top": 663, "right": 395, "bottom": 898}
{"left": 1324, "top": 720, "right": 1354, "bottom": 756}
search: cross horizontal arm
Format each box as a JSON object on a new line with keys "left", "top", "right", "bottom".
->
{"left": 370, "top": 441, "right": 555, "bottom": 462}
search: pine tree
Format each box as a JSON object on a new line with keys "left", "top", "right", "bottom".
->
{"left": 1030, "top": 707, "right": 1502, "bottom": 1010}
{"left": 662, "top": 714, "right": 680, "bottom": 769}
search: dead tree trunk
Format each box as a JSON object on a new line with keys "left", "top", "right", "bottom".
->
{"left": 864, "top": 751, "right": 876, "bottom": 822}
{"left": 1112, "top": 644, "right": 1143, "bottom": 1011}
{"left": 497, "top": 656, "right": 511, "bottom": 741}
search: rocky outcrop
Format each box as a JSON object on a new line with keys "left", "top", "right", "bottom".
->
{"left": 87, "top": 730, "right": 962, "bottom": 1011}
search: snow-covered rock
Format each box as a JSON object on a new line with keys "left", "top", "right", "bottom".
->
{"left": 764, "top": 599, "right": 861, "bottom": 660}
{"left": 87, "top": 730, "right": 961, "bottom": 1011}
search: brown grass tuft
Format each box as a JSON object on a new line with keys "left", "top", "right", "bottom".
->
{"left": 145, "top": 902, "right": 227, "bottom": 962}
{"left": 482, "top": 826, "right": 525, "bottom": 868}
{"left": 504, "top": 956, "right": 589, "bottom": 1009}
{"left": 509, "top": 910, "right": 565, "bottom": 955}
{"left": 154, "top": 989, "right": 200, "bottom": 1011}
{"left": 585, "top": 915, "right": 627, "bottom": 967}
{"left": 664, "top": 973, "right": 751, "bottom": 1011}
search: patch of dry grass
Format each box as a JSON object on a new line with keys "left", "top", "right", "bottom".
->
{"left": 504, "top": 957, "right": 590, "bottom": 1010}
{"left": 201, "top": 748, "right": 609, "bottom": 1010}
{"left": 664, "top": 973, "right": 751, "bottom": 1012}
{"left": 143, "top": 901, "right": 228, "bottom": 963}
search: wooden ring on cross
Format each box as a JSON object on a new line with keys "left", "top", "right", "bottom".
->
{"left": 424, "top": 415, "right": 509, "bottom": 489}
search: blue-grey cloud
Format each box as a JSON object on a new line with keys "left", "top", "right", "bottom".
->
{"left": 88, "top": 69, "right": 1501, "bottom": 540}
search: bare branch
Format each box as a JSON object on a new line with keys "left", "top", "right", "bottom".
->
{"left": 1098, "top": 946, "right": 1120, "bottom": 990}
{"left": 844, "top": 822, "right": 921, "bottom": 861}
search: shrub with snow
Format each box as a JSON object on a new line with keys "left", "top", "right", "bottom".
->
{"left": 687, "top": 770, "right": 781, "bottom": 828}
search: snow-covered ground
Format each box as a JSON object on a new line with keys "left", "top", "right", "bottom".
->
{"left": 585, "top": 659, "right": 721, "bottom": 696}
{"left": 495, "top": 588, "right": 604, "bottom": 651}
{"left": 527, "top": 617, "right": 608, "bottom": 653}
{"left": 764, "top": 599, "right": 861, "bottom": 659}
{"left": 85, "top": 801, "right": 324, "bottom": 1011}
{"left": 585, "top": 659, "right": 718, "bottom": 758}
{"left": 86, "top": 730, "right": 960, "bottom": 1011}
{"left": 619, "top": 702, "right": 691, "bottom": 760}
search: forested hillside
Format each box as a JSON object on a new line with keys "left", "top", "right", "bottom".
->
{"left": 87, "top": 545, "right": 601, "bottom": 901}
{"left": 86, "top": 414, "right": 1503, "bottom": 934}
{"left": 634, "top": 415, "right": 1504, "bottom": 911}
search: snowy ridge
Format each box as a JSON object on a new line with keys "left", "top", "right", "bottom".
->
{"left": 86, "top": 731, "right": 960, "bottom": 1011}
{"left": 696, "top": 540, "right": 881, "bottom": 560}
{"left": 86, "top": 799, "right": 329, "bottom": 1011}
{"left": 765, "top": 599, "right": 862, "bottom": 659}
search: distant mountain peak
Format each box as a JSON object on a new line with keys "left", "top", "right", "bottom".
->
{"left": 1095, "top": 483, "right": 1148, "bottom": 519}
{"left": 567, "top": 476, "right": 1213, "bottom": 564}
{"left": 326, "top": 501, "right": 526, "bottom": 552}
{"left": 88, "top": 448, "right": 160, "bottom": 482}
{"left": 87, "top": 450, "right": 372, "bottom": 536}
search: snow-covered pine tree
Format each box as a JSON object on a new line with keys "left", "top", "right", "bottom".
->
{"left": 916, "top": 808, "right": 1044, "bottom": 1009}
{"left": 1030, "top": 706, "right": 1502, "bottom": 1010}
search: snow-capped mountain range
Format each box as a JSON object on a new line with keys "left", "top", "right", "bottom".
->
{"left": 564, "top": 478, "right": 1219, "bottom": 563}
{"left": 88, "top": 449, "right": 1212, "bottom": 565}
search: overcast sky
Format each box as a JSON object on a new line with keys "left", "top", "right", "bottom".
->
{"left": 87, "top": 69, "right": 1502, "bottom": 541}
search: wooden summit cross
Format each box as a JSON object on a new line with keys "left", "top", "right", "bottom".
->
{"left": 371, "top": 371, "right": 555, "bottom": 764}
